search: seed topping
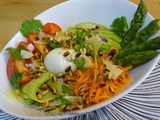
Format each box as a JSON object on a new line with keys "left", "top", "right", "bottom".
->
{"left": 63, "top": 51, "right": 70, "bottom": 57}
{"left": 65, "top": 66, "right": 71, "bottom": 72}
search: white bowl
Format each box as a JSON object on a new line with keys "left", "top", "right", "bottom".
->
{"left": 0, "top": 0, "right": 159, "bottom": 119}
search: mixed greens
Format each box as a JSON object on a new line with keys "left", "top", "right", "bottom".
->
{"left": 5, "top": 0, "right": 160, "bottom": 114}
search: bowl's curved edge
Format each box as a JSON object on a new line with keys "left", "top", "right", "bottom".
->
{"left": 0, "top": 0, "right": 159, "bottom": 119}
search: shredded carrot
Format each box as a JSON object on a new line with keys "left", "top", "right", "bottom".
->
{"left": 102, "top": 47, "right": 119, "bottom": 59}
{"left": 99, "top": 64, "right": 106, "bottom": 75}
{"left": 74, "top": 69, "right": 83, "bottom": 78}
{"left": 72, "top": 51, "right": 131, "bottom": 106}
{"left": 92, "top": 52, "right": 98, "bottom": 87}
{"left": 123, "top": 65, "right": 133, "bottom": 71}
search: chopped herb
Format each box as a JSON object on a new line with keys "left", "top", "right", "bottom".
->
{"left": 74, "top": 43, "right": 86, "bottom": 52}
{"left": 6, "top": 45, "right": 26, "bottom": 60}
{"left": 90, "top": 50, "right": 95, "bottom": 58}
{"left": 73, "top": 57, "right": 86, "bottom": 70}
{"left": 110, "top": 16, "right": 128, "bottom": 38}
{"left": 76, "top": 29, "right": 86, "bottom": 44}
{"left": 57, "top": 96, "right": 70, "bottom": 108}
{"left": 62, "top": 85, "right": 75, "bottom": 95}
{"left": 10, "top": 71, "right": 23, "bottom": 89}
{"left": 20, "top": 19, "right": 43, "bottom": 37}
{"left": 47, "top": 40, "right": 63, "bottom": 49}
{"left": 74, "top": 29, "right": 91, "bottom": 52}
{"left": 31, "top": 69, "right": 47, "bottom": 74}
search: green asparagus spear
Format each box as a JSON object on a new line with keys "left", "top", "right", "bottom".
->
{"left": 130, "top": 19, "right": 160, "bottom": 46}
{"left": 113, "top": 50, "right": 159, "bottom": 67}
{"left": 120, "top": 0, "right": 147, "bottom": 48}
{"left": 116, "top": 19, "right": 160, "bottom": 58}
{"left": 116, "top": 36, "right": 160, "bottom": 58}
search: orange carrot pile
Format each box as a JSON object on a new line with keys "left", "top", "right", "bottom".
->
{"left": 71, "top": 55, "right": 131, "bottom": 106}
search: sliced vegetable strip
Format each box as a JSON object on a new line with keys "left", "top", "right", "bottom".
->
{"left": 22, "top": 72, "right": 57, "bottom": 103}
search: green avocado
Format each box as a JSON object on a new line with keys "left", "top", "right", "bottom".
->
{"left": 21, "top": 72, "right": 57, "bottom": 103}
{"left": 67, "top": 22, "right": 122, "bottom": 52}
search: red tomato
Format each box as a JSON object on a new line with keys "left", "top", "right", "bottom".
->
{"left": 7, "top": 55, "right": 15, "bottom": 80}
{"left": 16, "top": 41, "right": 28, "bottom": 49}
{"left": 7, "top": 41, "right": 28, "bottom": 79}
{"left": 42, "top": 23, "right": 61, "bottom": 35}
{"left": 6, "top": 41, "right": 32, "bottom": 85}
{"left": 18, "top": 71, "right": 31, "bottom": 85}
{"left": 27, "top": 33, "right": 39, "bottom": 44}
{"left": 27, "top": 33, "right": 50, "bottom": 55}
{"left": 17, "top": 41, "right": 33, "bottom": 64}
{"left": 14, "top": 60, "right": 31, "bottom": 85}
{"left": 14, "top": 60, "right": 29, "bottom": 73}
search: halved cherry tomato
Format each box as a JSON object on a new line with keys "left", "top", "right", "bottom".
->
{"left": 7, "top": 41, "right": 28, "bottom": 79}
{"left": 17, "top": 41, "right": 33, "bottom": 64}
{"left": 18, "top": 71, "right": 31, "bottom": 85}
{"left": 7, "top": 55, "right": 15, "bottom": 80}
{"left": 27, "top": 33, "right": 50, "bottom": 55}
{"left": 14, "top": 60, "right": 31, "bottom": 85}
{"left": 42, "top": 23, "right": 61, "bottom": 35}
{"left": 14, "top": 60, "right": 29, "bottom": 73}
{"left": 27, "top": 33, "right": 39, "bottom": 44}
{"left": 6, "top": 41, "right": 32, "bottom": 85}
{"left": 16, "top": 41, "right": 28, "bottom": 49}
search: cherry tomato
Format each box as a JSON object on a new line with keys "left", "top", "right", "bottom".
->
{"left": 7, "top": 55, "right": 15, "bottom": 80}
{"left": 6, "top": 41, "right": 32, "bottom": 85}
{"left": 18, "top": 71, "right": 31, "bottom": 85}
{"left": 17, "top": 41, "right": 33, "bottom": 65}
{"left": 14, "top": 59, "right": 31, "bottom": 85}
{"left": 16, "top": 41, "right": 28, "bottom": 49}
{"left": 42, "top": 23, "right": 61, "bottom": 35}
{"left": 27, "top": 33, "right": 48, "bottom": 55}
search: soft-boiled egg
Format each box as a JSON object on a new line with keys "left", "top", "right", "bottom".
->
{"left": 44, "top": 47, "right": 77, "bottom": 75}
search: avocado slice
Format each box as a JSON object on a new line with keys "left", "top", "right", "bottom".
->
{"left": 67, "top": 22, "right": 122, "bottom": 52}
{"left": 22, "top": 72, "right": 58, "bottom": 103}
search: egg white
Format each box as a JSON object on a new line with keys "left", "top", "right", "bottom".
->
{"left": 44, "top": 47, "right": 77, "bottom": 75}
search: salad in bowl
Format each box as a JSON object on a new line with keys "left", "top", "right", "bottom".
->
{"left": 0, "top": 0, "right": 160, "bottom": 119}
